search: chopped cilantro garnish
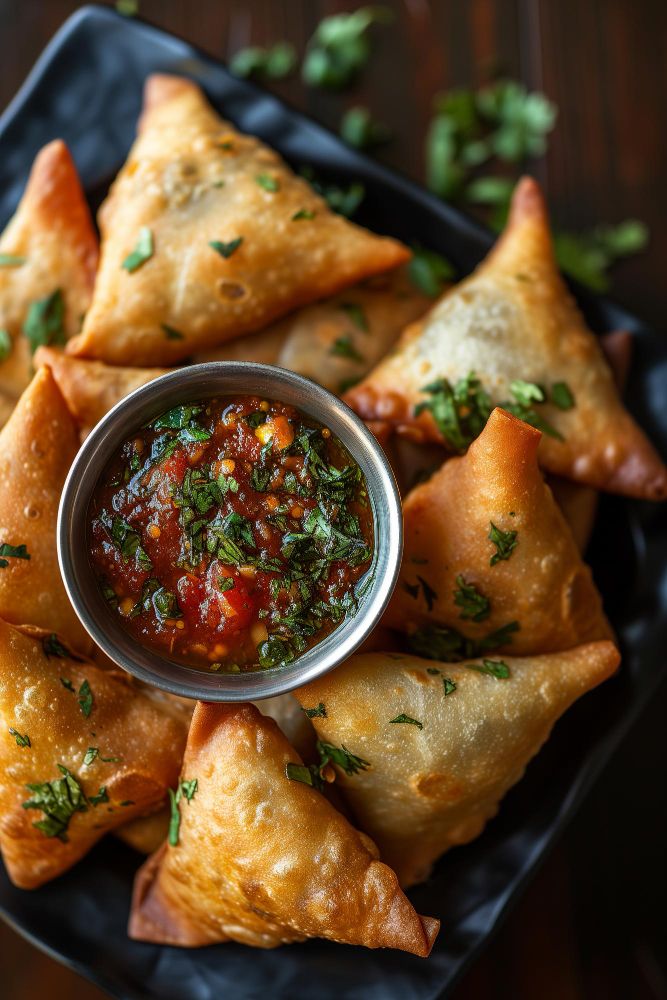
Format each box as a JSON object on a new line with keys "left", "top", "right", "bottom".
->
{"left": 292, "top": 208, "right": 315, "bottom": 221}
{"left": 302, "top": 703, "right": 327, "bottom": 718}
{"left": 467, "top": 658, "right": 511, "bottom": 679}
{"left": 330, "top": 335, "right": 364, "bottom": 362}
{"left": 317, "top": 740, "right": 369, "bottom": 776}
{"left": 122, "top": 227, "right": 153, "bottom": 272}
{"left": 488, "top": 522, "right": 518, "bottom": 566}
{"left": 255, "top": 174, "right": 280, "bottom": 192}
{"left": 339, "top": 302, "right": 368, "bottom": 331}
{"left": 22, "top": 765, "right": 87, "bottom": 842}
{"left": 162, "top": 324, "right": 185, "bottom": 341}
{"left": 209, "top": 237, "right": 243, "bottom": 259}
{"left": 168, "top": 778, "right": 198, "bottom": 846}
{"left": 407, "top": 619, "right": 520, "bottom": 662}
{"left": 230, "top": 42, "right": 296, "bottom": 81}
{"left": 0, "top": 542, "right": 30, "bottom": 568}
{"left": 60, "top": 677, "right": 75, "bottom": 692}
{"left": 551, "top": 381, "right": 575, "bottom": 410}
{"left": 302, "top": 6, "right": 393, "bottom": 89}
{"left": 389, "top": 714, "right": 423, "bottom": 730}
{"left": 22, "top": 289, "right": 65, "bottom": 353}
{"left": 89, "top": 786, "right": 109, "bottom": 806}
{"left": 408, "top": 246, "right": 455, "bottom": 297}
{"left": 340, "top": 106, "right": 391, "bottom": 149}
{"left": 453, "top": 575, "right": 490, "bottom": 622}
{"left": 101, "top": 514, "right": 152, "bottom": 571}
{"left": 42, "top": 633, "right": 84, "bottom": 661}
{"left": 0, "top": 253, "right": 27, "bottom": 267}
{"left": 78, "top": 680, "right": 93, "bottom": 718}
{"left": 415, "top": 372, "right": 492, "bottom": 451}
{"left": 83, "top": 747, "right": 120, "bottom": 766}
{"left": 217, "top": 576, "right": 235, "bottom": 593}
{"left": 9, "top": 728, "right": 31, "bottom": 748}
{"left": 0, "top": 329, "right": 11, "bottom": 362}
{"left": 443, "top": 677, "right": 457, "bottom": 696}
{"left": 285, "top": 762, "right": 321, "bottom": 788}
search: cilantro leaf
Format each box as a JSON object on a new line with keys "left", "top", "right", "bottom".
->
{"left": 302, "top": 703, "right": 327, "bottom": 718}
{"left": 330, "top": 335, "right": 364, "bottom": 362}
{"left": 302, "top": 6, "right": 393, "bottom": 89}
{"left": 551, "top": 381, "right": 575, "bottom": 410}
{"left": 9, "top": 727, "right": 31, "bottom": 748}
{"left": 488, "top": 521, "right": 518, "bottom": 566}
{"left": 22, "top": 765, "right": 88, "bottom": 842}
{"left": 0, "top": 253, "right": 27, "bottom": 267}
{"left": 122, "top": 227, "right": 153, "bottom": 272}
{"left": 255, "top": 174, "right": 280, "bottom": 193}
{"left": 230, "top": 42, "right": 296, "bottom": 80}
{"left": 0, "top": 329, "right": 11, "bottom": 362}
{"left": 78, "top": 680, "right": 93, "bottom": 718}
{"left": 408, "top": 246, "right": 455, "bottom": 297}
{"left": 209, "top": 237, "right": 243, "bottom": 259}
{"left": 0, "top": 542, "right": 30, "bottom": 568}
{"left": 467, "top": 658, "right": 511, "bottom": 679}
{"left": 340, "top": 106, "right": 391, "bottom": 149}
{"left": 454, "top": 575, "right": 490, "bottom": 622}
{"left": 389, "top": 714, "right": 423, "bottom": 730}
{"left": 22, "top": 290, "right": 65, "bottom": 354}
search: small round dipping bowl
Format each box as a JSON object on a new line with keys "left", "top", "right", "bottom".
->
{"left": 58, "top": 362, "right": 402, "bottom": 701}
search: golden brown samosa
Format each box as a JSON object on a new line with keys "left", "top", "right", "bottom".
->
{"left": 67, "top": 75, "right": 408, "bottom": 366}
{"left": 0, "top": 140, "right": 98, "bottom": 411}
{"left": 34, "top": 347, "right": 168, "bottom": 436}
{"left": 345, "top": 177, "right": 667, "bottom": 499}
{"left": 295, "top": 641, "right": 619, "bottom": 888}
{"left": 0, "top": 620, "right": 188, "bottom": 889}
{"left": 384, "top": 407, "right": 611, "bottom": 655}
{"left": 129, "top": 702, "right": 439, "bottom": 955}
{"left": 197, "top": 266, "right": 431, "bottom": 394}
{"left": 0, "top": 367, "right": 90, "bottom": 652}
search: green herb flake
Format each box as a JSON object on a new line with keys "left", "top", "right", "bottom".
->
{"left": 9, "top": 727, "right": 31, "bottom": 748}
{"left": 60, "top": 677, "right": 75, "bottom": 692}
{"left": 551, "top": 381, "right": 575, "bottom": 410}
{"left": 317, "top": 740, "right": 369, "bottom": 776}
{"left": 78, "top": 679, "right": 93, "bottom": 718}
{"left": 330, "top": 335, "right": 364, "bottom": 362}
{"left": 488, "top": 521, "right": 518, "bottom": 566}
{"left": 89, "top": 786, "right": 109, "bottom": 806}
{"left": 162, "top": 324, "right": 185, "bottom": 341}
{"left": 230, "top": 42, "right": 296, "bottom": 81}
{"left": 42, "top": 633, "right": 84, "bottom": 662}
{"left": 302, "top": 702, "right": 327, "bottom": 718}
{"left": 292, "top": 208, "right": 315, "bottom": 221}
{"left": 340, "top": 106, "right": 391, "bottom": 150}
{"left": 0, "top": 253, "right": 27, "bottom": 267}
{"left": 209, "top": 237, "right": 243, "bottom": 259}
{"left": 467, "top": 658, "right": 511, "bottom": 679}
{"left": 340, "top": 302, "right": 368, "bottom": 331}
{"left": 0, "top": 329, "right": 11, "bottom": 362}
{"left": 409, "top": 246, "right": 455, "bottom": 297}
{"left": 389, "top": 714, "right": 423, "bottom": 730}
{"left": 217, "top": 576, "right": 235, "bottom": 593}
{"left": 115, "top": 0, "right": 138, "bottom": 15}
{"left": 0, "top": 542, "right": 30, "bottom": 568}
{"left": 302, "top": 6, "right": 393, "bottom": 89}
{"left": 453, "top": 575, "right": 490, "bottom": 622}
{"left": 415, "top": 372, "right": 491, "bottom": 451}
{"left": 285, "top": 762, "right": 322, "bottom": 789}
{"left": 168, "top": 779, "right": 198, "bottom": 846}
{"left": 83, "top": 746, "right": 120, "bottom": 766}
{"left": 22, "top": 765, "right": 88, "bottom": 842}
{"left": 443, "top": 677, "right": 457, "bottom": 696}
{"left": 121, "top": 227, "right": 153, "bottom": 273}
{"left": 255, "top": 174, "right": 280, "bottom": 193}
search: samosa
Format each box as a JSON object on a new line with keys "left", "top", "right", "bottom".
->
{"left": 0, "top": 141, "right": 97, "bottom": 413}
{"left": 0, "top": 620, "right": 188, "bottom": 888}
{"left": 0, "top": 367, "right": 89, "bottom": 651}
{"left": 67, "top": 75, "right": 408, "bottom": 366}
{"left": 346, "top": 177, "right": 666, "bottom": 499}
{"left": 384, "top": 407, "right": 612, "bottom": 656}
{"left": 129, "top": 701, "right": 439, "bottom": 955}
{"left": 295, "top": 641, "right": 619, "bottom": 887}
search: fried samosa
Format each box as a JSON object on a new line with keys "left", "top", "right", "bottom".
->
{"left": 116, "top": 807, "right": 171, "bottom": 855}
{"left": 0, "top": 140, "right": 98, "bottom": 410}
{"left": 295, "top": 641, "right": 619, "bottom": 888}
{"left": 0, "top": 620, "right": 188, "bottom": 889}
{"left": 384, "top": 407, "right": 611, "bottom": 655}
{"left": 67, "top": 75, "right": 408, "bottom": 366}
{"left": 0, "top": 367, "right": 90, "bottom": 652}
{"left": 197, "top": 266, "right": 431, "bottom": 394}
{"left": 34, "top": 347, "right": 168, "bottom": 436}
{"left": 345, "top": 177, "right": 667, "bottom": 499}
{"left": 129, "top": 701, "right": 439, "bottom": 955}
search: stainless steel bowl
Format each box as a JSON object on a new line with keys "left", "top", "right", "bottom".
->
{"left": 58, "top": 362, "right": 402, "bottom": 701}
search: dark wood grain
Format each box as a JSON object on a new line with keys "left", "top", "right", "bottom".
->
{"left": 0, "top": 3, "right": 665, "bottom": 998}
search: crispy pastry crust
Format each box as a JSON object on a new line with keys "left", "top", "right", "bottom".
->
{"left": 129, "top": 702, "right": 439, "bottom": 955}
{"left": 345, "top": 177, "right": 667, "bottom": 499}
{"left": 384, "top": 407, "right": 613, "bottom": 653}
{"left": 0, "top": 621, "right": 188, "bottom": 889}
{"left": 296, "top": 641, "right": 620, "bottom": 888}
{"left": 67, "top": 75, "right": 409, "bottom": 365}
{"left": 0, "top": 140, "right": 98, "bottom": 411}
{"left": 0, "top": 368, "right": 90, "bottom": 651}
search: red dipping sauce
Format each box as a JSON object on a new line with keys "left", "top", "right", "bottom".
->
{"left": 88, "top": 395, "right": 374, "bottom": 673}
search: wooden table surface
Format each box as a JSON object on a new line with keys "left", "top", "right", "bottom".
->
{"left": 0, "top": 2, "right": 665, "bottom": 998}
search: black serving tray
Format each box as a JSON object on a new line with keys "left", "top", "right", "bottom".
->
{"left": 0, "top": 7, "right": 665, "bottom": 999}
